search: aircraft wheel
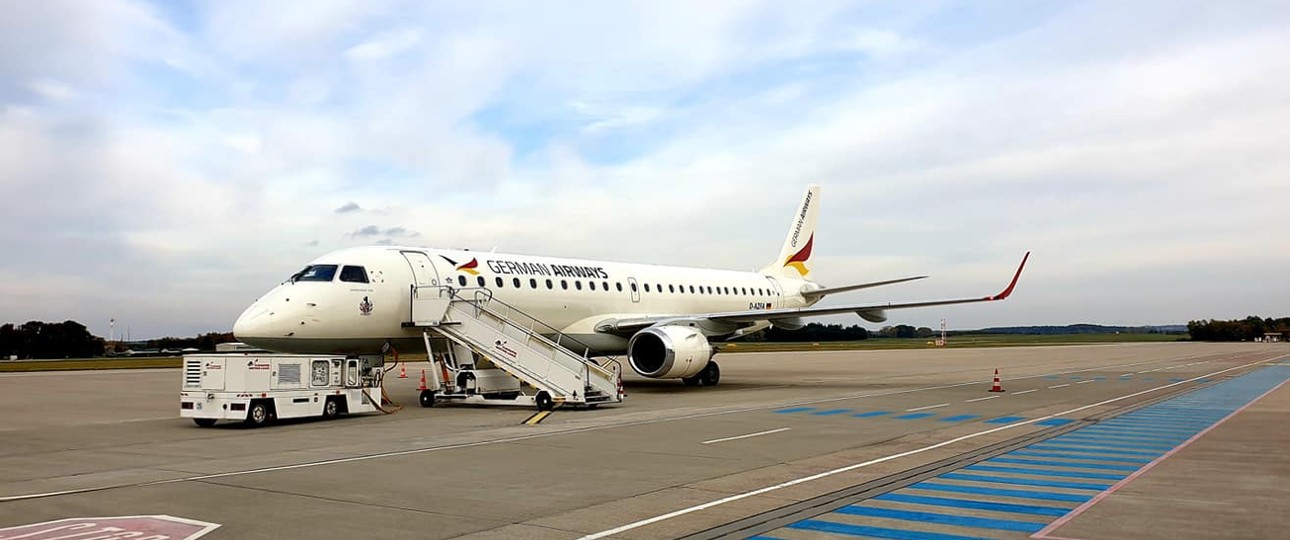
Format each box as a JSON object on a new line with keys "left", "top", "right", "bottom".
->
{"left": 193, "top": 418, "right": 217, "bottom": 428}
{"left": 419, "top": 390, "right": 436, "bottom": 408}
{"left": 535, "top": 391, "right": 555, "bottom": 411}
{"left": 681, "top": 375, "right": 701, "bottom": 386}
{"left": 699, "top": 361, "right": 721, "bottom": 387}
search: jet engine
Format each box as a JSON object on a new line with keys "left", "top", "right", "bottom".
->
{"left": 627, "top": 326, "right": 713, "bottom": 379}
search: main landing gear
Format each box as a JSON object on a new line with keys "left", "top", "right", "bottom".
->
{"left": 681, "top": 361, "right": 721, "bottom": 387}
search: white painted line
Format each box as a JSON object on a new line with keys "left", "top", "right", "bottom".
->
{"left": 576, "top": 356, "right": 1280, "bottom": 540}
{"left": 1013, "top": 389, "right": 1038, "bottom": 395}
{"left": 906, "top": 403, "right": 950, "bottom": 412}
{"left": 702, "top": 427, "right": 791, "bottom": 445}
{"left": 1076, "top": 380, "right": 1095, "bottom": 384}
{"left": 1049, "top": 384, "right": 1070, "bottom": 389}
{"left": 965, "top": 396, "right": 1000, "bottom": 403}
{"left": 1121, "top": 373, "right": 1135, "bottom": 377}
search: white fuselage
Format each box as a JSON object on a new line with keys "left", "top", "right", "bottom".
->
{"left": 233, "top": 246, "right": 818, "bottom": 355}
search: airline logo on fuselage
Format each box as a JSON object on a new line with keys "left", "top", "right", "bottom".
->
{"left": 486, "top": 259, "right": 609, "bottom": 279}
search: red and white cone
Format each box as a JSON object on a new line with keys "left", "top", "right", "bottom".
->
{"left": 398, "top": 362, "right": 408, "bottom": 378}
{"left": 989, "top": 369, "right": 1005, "bottom": 392}
{"left": 418, "top": 370, "right": 428, "bottom": 391}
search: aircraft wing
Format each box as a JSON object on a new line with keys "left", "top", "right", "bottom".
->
{"left": 595, "top": 252, "right": 1029, "bottom": 335}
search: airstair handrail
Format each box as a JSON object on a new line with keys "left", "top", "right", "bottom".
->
{"left": 425, "top": 286, "right": 623, "bottom": 384}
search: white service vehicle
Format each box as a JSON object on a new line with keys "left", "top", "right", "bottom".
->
{"left": 180, "top": 353, "right": 385, "bottom": 427}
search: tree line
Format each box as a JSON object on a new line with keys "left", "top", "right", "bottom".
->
{"left": 1187, "top": 316, "right": 1290, "bottom": 342}
{"left": 1, "top": 320, "right": 237, "bottom": 359}
{"left": 0, "top": 321, "right": 105, "bottom": 359}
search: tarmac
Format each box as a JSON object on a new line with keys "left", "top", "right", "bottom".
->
{"left": 0, "top": 342, "right": 1286, "bottom": 539}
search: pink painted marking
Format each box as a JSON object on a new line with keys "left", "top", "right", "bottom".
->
{"left": 1031, "top": 374, "right": 1290, "bottom": 539}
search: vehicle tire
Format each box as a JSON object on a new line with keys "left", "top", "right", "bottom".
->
{"left": 419, "top": 390, "right": 436, "bottom": 408}
{"left": 245, "top": 401, "right": 271, "bottom": 427}
{"left": 699, "top": 361, "right": 721, "bottom": 387}
{"left": 322, "top": 397, "right": 340, "bottom": 419}
{"left": 681, "top": 375, "right": 701, "bottom": 387}
{"left": 193, "top": 418, "right": 217, "bottom": 428}
{"left": 535, "top": 391, "right": 554, "bottom": 411}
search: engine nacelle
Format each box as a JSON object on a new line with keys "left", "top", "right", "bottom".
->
{"left": 627, "top": 326, "right": 714, "bottom": 379}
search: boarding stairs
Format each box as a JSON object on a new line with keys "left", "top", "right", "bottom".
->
{"left": 405, "top": 286, "right": 623, "bottom": 409}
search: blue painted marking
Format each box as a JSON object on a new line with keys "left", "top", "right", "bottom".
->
{"left": 939, "top": 414, "right": 980, "bottom": 422}
{"left": 1035, "top": 418, "right": 1074, "bottom": 427}
{"left": 1029, "top": 444, "right": 1161, "bottom": 457}
{"left": 986, "top": 416, "right": 1026, "bottom": 424}
{"left": 811, "top": 408, "right": 852, "bottom": 416}
{"left": 987, "top": 457, "right": 1140, "bottom": 471}
{"left": 1094, "top": 376, "right": 1106, "bottom": 380}
{"left": 749, "top": 537, "right": 786, "bottom": 540}
{"left": 852, "top": 410, "right": 891, "bottom": 418}
{"left": 876, "top": 493, "right": 1070, "bottom": 517}
{"left": 941, "top": 473, "right": 1112, "bottom": 490}
{"left": 1069, "top": 375, "right": 1083, "bottom": 380}
{"left": 835, "top": 506, "right": 1046, "bottom": 533}
{"left": 894, "top": 412, "right": 937, "bottom": 420}
{"left": 1056, "top": 432, "right": 1185, "bottom": 443}
{"left": 965, "top": 464, "right": 1126, "bottom": 481}
{"left": 1077, "top": 426, "right": 1194, "bottom": 437}
{"left": 1085, "top": 424, "right": 1200, "bottom": 434}
{"left": 1008, "top": 450, "right": 1153, "bottom": 463}
{"left": 1047, "top": 437, "right": 1177, "bottom": 450}
{"left": 908, "top": 482, "right": 1091, "bottom": 503}
{"left": 773, "top": 407, "right": 815, "bottom": 414}
{"left": 1043, "top": 375, "right": 1061, "bottom": 380}
{"left": 787, "top": 520, "right": 993, "bottom": 540}
{"left": 1170, "top": 377, "right": 1186, "bottom": 382}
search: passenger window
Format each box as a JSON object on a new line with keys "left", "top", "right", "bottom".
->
{"left": 339, "top": 266, "right": 369, "bottom": 283}
{"left": 589, "top": 281, "right": 596, "bottom": 291}
{"left": 477, "top": 276, "right": 486, "bottom": 287}
{"left": 458, "top": 275, "right": 467, "bottom": 287}
{"left": 575, "top": 281, "right": 582, "bottom": 290}
{"left": 630, "top": 282, "right": 637, "bottom": 292}
{"left": 561, "top": 280, "right": 568, "bottom": 290}
{"left": 292, "top": 264, "right": 338, "bottom": 282}
{"left": 603, "top": 281, "right": 610, "bottom": 291}
{"left": 617, "top": 282, "right": 624, "bottom": 292}
{"left": 644, "top": 284, "right": 651, "bottom": 293}
{"left": 530, "top": 278, "right": 538, "bottom": 289}
{"left": 707, "top": 286, "right": 713, "bottom": 294}
{"left": 689, "top": 285, "right": 695, "bottom": 294}
{"left": 668, "top": 284, "right": 675, "bottom": 293}
{"left": 495, "top": 277, "right": 504, "bottom": 288}
{"left": 513, "top": 277, "right": 521, "bottom": 288}
{"left": 546, "top": 279, "right": 553, "bottom": 289}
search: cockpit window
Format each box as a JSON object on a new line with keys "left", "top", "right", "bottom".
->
{"left": 339, "top": 266, "right": 369, "bottom": 283}
{"left": 292, "top": 265, "right": 338, "bottom": 282}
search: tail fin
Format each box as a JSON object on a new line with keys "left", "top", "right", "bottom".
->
{"left": 760, "top": 184, "right": 820, "bottom": 280}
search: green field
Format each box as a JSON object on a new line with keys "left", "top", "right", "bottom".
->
{"left": 0, "top": 357, "right": 184, "bottom": 372}
{"left": 717, "top": 333, "right": 1183, "bottom": 353}
{"left": 0, "top": 333, "right": 1184, "bottom": 371}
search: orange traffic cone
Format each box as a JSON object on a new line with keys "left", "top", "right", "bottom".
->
{"left": 989, "top": 369, "right": 1005, "bottom": 392}
{"left": 399, "top": 362, "right": 408, "bottom": 378}
{"left": 418, "top": 370, "right": 428, "bottom": 391}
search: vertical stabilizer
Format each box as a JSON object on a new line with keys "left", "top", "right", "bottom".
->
{"left": 760, "top": 184, "right": 820, "bottom": 279}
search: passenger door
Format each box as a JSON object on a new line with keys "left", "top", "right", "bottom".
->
{"left": 401, "top": 251, "right": 441, "bottom": 288}
{"left": 628, "top": 277, "right": 640, "bottom": 303}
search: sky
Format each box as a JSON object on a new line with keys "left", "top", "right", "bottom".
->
{"left": 1, "top": 1, "right": 1288, "bottom": 339}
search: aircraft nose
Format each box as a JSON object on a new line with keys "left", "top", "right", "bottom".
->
{"left": 233, "top": 303, "right": 271, "bottom": 340}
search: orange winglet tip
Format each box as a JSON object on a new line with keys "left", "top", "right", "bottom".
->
{"left": 988, "top": 251, "right": 1029, "bottom": 301}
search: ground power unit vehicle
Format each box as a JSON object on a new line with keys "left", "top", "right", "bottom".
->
{"left": 180, "top": 353, "right": 384, "bottom": 427}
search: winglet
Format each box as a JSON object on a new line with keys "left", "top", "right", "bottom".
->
{"left": 988, "top": 251, "right": 1029, "bottom": 301}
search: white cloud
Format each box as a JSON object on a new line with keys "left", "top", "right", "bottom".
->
{"left": 2, "top": 1, "right": 1288, "bottom": 338}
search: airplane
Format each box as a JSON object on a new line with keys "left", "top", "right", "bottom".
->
{"left": 233, "top": 185, "right": 1028, "bottom": 387}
